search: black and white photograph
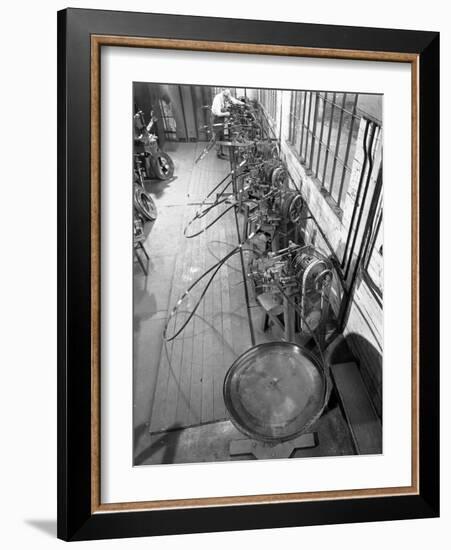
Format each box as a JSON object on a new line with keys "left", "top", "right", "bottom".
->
{"left": 132, "top": 83, "right": 383, "bottom": 466}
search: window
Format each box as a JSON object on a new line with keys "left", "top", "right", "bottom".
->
{"left": 288, "top": 91, "right": 302, "bottom": 144}
{"left": 159, "top": 99, "right": 177, "bottom": 141}
{"left": 288, "top": 91, "right": 361, "bottom": 211}
{"left": 258, "top": 89, "right": 277, "bottom": 122}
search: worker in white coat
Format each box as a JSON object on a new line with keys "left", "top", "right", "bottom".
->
{"left": 211, "top": 89, "right": 244, "bottom": 159}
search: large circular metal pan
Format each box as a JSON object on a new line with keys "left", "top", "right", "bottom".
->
{"left": 223, "top": 341, "right": 327, "bottom": 442}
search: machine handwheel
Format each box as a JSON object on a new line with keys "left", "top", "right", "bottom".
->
{"left": 287, "top": 194, "right": 304, "bottom": 223}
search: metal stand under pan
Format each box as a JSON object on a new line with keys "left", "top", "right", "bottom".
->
{"left": 229, "top": 433, "right": 316, "bottom": 460}
{"left": 224, "top": 341, "right": 328, "bottom": 459}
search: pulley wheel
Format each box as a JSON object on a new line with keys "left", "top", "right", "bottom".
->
{"left": 134, "top": 184, "right": 158, "bottom": 222}
{"left": 263, "top": 162, "right": 277, "bottom": 181}
{"left": 270, "top": 144, "right": 280, "bottom": 159}
{"left": 281, "top": 192, "right": 303, "bottom": 223}
{"left": 271, "top": 166, "right": 288, "bottom": 188}
{"left": 223, "top": 341, "right": 327, "bottom": 442}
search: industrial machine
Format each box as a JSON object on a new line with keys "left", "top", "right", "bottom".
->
{"left": 249, "top": 243, "right": 333, "bottom": 337}
{"left": 195, "top": 98, "right": 264, "bottom": 164}
{"left": 132, "top": 149, "right": 157, "bottom": 276}
{"left": 163, "top": 106, "right": 337, "bottom": 457}
{"left": 133, "top": 153, "right": 158, "bottom": 223}
{"left": 134, "top": 109, "right": 174, "bottom": 180}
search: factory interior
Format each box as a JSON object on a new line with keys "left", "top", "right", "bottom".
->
{"left": 133, "top": 83, "right": 383, "bottom": 465}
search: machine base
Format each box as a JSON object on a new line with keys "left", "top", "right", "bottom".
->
{"left": 229, "top": 432, "right": 316, "bottom": 459}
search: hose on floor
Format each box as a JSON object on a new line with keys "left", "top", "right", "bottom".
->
{"left": 163, "top": 234, "right": 261, "bottom": 342}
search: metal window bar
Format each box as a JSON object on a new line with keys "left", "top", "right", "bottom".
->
{"left": 303, "top": 92, "right": 311, "bottom": 164}
{"left": 299, "top": 92, "right": 308, "bottom": 161}
{"left": 289, "top": 93, "right": 295, "bottom": 142}
{"left": 293, "top": 91, "right": 301, "bottom": 145}
{"left": 343, "top": 120, "right": 378, "bottom": 280}
{"left": 289, "top": 89, "right": 367, "bottom": 211}
{"left": 301, "top": 123, "right": 360, "bottom": 179}
{"left": 304, "top": 92, "right": 313, "bottom": 162}
{"left": 314, "top": 132, "right": 359, "bottom": 173}
{"left": 299, "top": 91, "right": 307, "bottom": 159}
{"left": 289, "top": 92, "right": 297, "bottom": 144}
{"left": 361, "top": 172, "right": 383, "bottom": 304}
{"left": 309, "top": 92, "right": 320, "bottom": 170}
{"left": 336, "top": 94, "right": 359, "bottom": 206}
{"left": 315, "top": 93, "right": 327, "bottom": 178}
{"left": 318, "top": 93, "right": 360, "bottom": 118}
{"left": 303, "top": 92, "right": 312, "bottom": 165}
{"left": 321, "top": 92, "right": 336, "bottom": 185}
{"left": 299, "top": 92, "right": 306, "bottom": 158}
{"left": 365, "top": 207, "right": 383, "bottom": 270}
{"left": 328, "top": 93, "right": 347, "bottom": 196}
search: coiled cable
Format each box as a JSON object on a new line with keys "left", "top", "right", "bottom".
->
{"left": 163, "top": 230, "right": 261, "bottom": 342}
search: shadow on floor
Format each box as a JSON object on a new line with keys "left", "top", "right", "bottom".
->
{"left": 25, "top": 519, "right": 57, "bottom": 538}
{"left": 134, "top": 422, "right": 183, "bottom": 465}
{"left": 342, "top": 332, "right": 382, "bottom": 418}
{"left": 133, "top": 285, "right": 158, "bottom": 334}
{"left": 145, "top": 176, "right": 178, "bottom": 200}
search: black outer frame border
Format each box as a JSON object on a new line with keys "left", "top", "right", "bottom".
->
{"left": 57, "top": 7, "right": 439, "bottom": 542}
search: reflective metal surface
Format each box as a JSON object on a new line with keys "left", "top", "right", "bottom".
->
{"left": 223, "top": 342, "right": 327, "bottom": 442}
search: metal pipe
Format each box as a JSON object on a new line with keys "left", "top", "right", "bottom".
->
{"left": 340, "top": 160, "right": 382, "bottom": 331}
{"left": 344, "top": 121, "right": 376, "bottom": 282}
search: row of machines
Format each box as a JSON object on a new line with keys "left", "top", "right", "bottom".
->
{"left": 164, "top": 98, "right": 337, "bottom": 456}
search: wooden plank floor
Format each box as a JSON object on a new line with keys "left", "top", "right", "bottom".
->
{"left": 148, "top": 143, "right": 255, "bottom": 433}
{"left": 134, "top": 143, "right": 355, "bottom": 464}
